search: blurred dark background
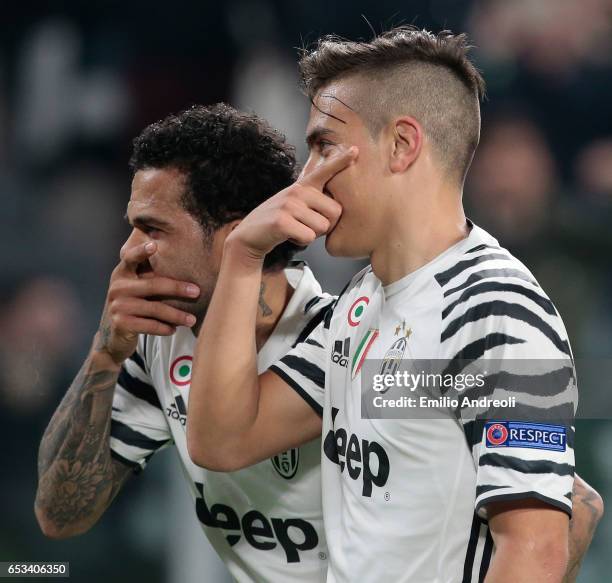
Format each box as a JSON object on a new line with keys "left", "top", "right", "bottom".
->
{"left": 1, "top": 1, "right": 611, "bottom": 581}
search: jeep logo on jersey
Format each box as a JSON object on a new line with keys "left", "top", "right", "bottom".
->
{"left": 348, "top": 296, "right": 369, "bottom": 327}
{"left": 323, "top": 407, "right": 390, "bottom": 497}
{"left": 271, "top": 448, "right": 300, "bottom": 479}
{"left": 194, "top": 482, "right": 318, "bottom": 563}
{"left": 331, "top": 338, "right": 350, "bottom": 368}
{"left": 170, "top": 355, "right": 192, "bottom": 386}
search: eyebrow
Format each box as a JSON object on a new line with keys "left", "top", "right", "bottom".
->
{"left": 124, "top": 212, "right": 171, "bottom": 229}
{"left": 305, "top": 127, "right": 337, "bottom": 150}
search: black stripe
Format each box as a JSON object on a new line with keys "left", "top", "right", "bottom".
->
{"left": 117, "top": 368, "right": 162, "bottom": 410}
{"left": 564, "top": 491, "right": 573, "bottom": 501}
{"left": 442, "top": 282, "right": 556, "bottom": 320}
{"left": 449, "top": 369, "right": 576, "bottom": 410}
{"left": 293, "top": 302, "right": 332, "bottom": 347}
{"left": 467, "top": 367, "right": 575, "bottom": 399}
{"left": 466, "top": 244, "right": 500, "bottom": 254}
{"left": 476, "top": 491, "right": 572, "bottom": 518}
{"left": 459, "top": 402, "right": 575, "bottom": 428}
{"left": 462, "top": 419, "right": 486, "bottom": 449}
{"left": 323, "top": 300, "right": 336, "bottom": 329}
{"left": 476, "top": 484, "right": 506, "bottom": 497}
{"left": 128, "top": 350, "right": 147, "bottom": 374}
{"left": 174, "top": 395, "right": 187, "bottom": 416}
{"left": 443, "top": 334, "right": 526, "bottom": 376}
{"left": 479, "top": 453, "right": 574, "bottom": 477}
{"left": 347, "top": 268, "right": 371, "bottom": 294}
{"left": 288, "top": 259, "right": 306, "bottom": 268}
{"left": 435, "top": 253, "right": 511, "bottom": 287}
{"left": 440, "top": 301, "right": 571, "bottom": 356}
{"left": 443, "top": 269, "right": 537, "bottom": 298}
{"left": 462, "top": 513, "right": 482, "bottom": 583}
{"left": 305, "top": 338, "right": 324, "bottom": 348}
{"left": 110, "top": 449, "right": 143, "bottom": 474}
{"left": 269, "top": 365, "right": 323, "bottom": 417}
{"left": 110, "top": 419, "right": 170, "bottom": 450}
{"left": 280, "top": 355, "right": 325, "bottom": 389}
{"left": 567, "top": 425, "right": 575, "bottom": 449}
{"left": 336, "top": 278, "right": 354, "bottom": 303}
{"left": 112, "top": 406, "right": 121, "bottom": 413}
{"left": 304, "top": 296, "right": 322, "bottom": 313}
{"left": 478, "top": 528, "right": 494, "bottom": 583}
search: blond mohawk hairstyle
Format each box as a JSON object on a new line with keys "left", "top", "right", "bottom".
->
{"left": 299, "top": 26, "right": 486, "bottom": 184}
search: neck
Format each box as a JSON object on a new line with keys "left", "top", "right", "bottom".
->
{"left": 192, "top": 269, "right": 293, "bottom": 345}
{"left": 370, "top": 180, "right": 469, "bottom": 285}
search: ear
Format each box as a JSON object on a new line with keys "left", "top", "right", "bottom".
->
{"left": 227, "top": 219, "right": 242, "bottom": 232}
{"left": 210, "top": 219, "right": 242, "bottom": 247}
{"left": 389, "top": 117, "right": 423, "bottom": 174}
{"left": 209, "top": 219, "right": 243, "bottom": 265}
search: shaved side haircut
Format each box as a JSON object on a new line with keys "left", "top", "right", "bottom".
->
{"left": 299, "top": 26, "right": 486, "bottom": 184}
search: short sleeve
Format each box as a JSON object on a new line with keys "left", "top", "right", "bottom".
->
{"left": 110, "top": 337, "right": 172, "bottom": 473}
{"left": 439, "top": 274, "right": 577, "bottom": 518}
{"left": 269, "top": 302, "right": 334, "bottom": 417}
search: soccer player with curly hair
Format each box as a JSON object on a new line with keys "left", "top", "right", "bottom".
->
{"left": 35, "top": 103, "right": 333, "bottom": 581}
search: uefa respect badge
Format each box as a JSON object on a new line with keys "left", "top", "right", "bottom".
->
{"left": 485, "top": 421, "right": 567, "bottom": 452}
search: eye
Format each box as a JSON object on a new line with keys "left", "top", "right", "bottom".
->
{"left": 319, "top": 140, "right": 335, "bottom": 155}
{"left": 140, "top": 225, "right": 161, "bottom": 237}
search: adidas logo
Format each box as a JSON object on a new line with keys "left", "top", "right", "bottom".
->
{"left": 331, "top": 338, "right": 350, "bottom": 368}
{"left": 166, "top": 396, "right": 187, "bottom": 426}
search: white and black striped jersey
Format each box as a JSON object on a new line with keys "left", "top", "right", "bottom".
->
{"left": 110, "top": 263, "right": 333, "bottom": 583}
{"left": 271, "top": 223, "right": 577, "bottom": 583}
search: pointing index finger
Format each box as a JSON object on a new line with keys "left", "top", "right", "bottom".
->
{"left": 298, "top": 146, "right": 358, "bottom": 191}
{"left": 120, "top": 241, "right": 156, "bottom": 271}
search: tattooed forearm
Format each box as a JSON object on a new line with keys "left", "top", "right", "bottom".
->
{"left": 35, "top": 351, "right": 130, "bottom": 536}
{"left": 564, "top": 475, "right": 604, "bottom": 583}
{"left": 259, "top": 281, "right": 273, "bottom": 317}
{"left": 94, "top": 318, "right": 112, "bottom": 352}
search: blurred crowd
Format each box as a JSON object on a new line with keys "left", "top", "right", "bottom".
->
{"left": 1, "top": 1, "right": 611, "bottom": 581}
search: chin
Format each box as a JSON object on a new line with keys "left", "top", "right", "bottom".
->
{"left": 325, "top": 229, "right": 370, "bottom": 259}
{"left": 161, "top": 297, "right": 202, "bottom": 316}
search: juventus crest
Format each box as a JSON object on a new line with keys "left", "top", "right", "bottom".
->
{"left": 271, "top": 448, "right": 300, "bottom": 479}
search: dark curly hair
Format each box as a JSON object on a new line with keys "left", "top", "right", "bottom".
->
{"left": 129, "top": 103, "right": 300, "bottom": 270}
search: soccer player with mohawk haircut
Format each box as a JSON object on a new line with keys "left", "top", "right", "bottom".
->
{"left": 188, "top": 27, "right": 603, "bottom": 582}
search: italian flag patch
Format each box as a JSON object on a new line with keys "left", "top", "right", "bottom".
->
{"left": 351, "top": 329, "right": 379, "bottom": 379}
{"left": 348, "top": 296, "right": 369, "bottom": 327}
{"left": 170, "top": 355, "right": 193, "bottom": 386}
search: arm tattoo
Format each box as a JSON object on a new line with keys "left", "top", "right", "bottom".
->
{"left": 572, "top": 479, "right": 602, "bottom": 529}
{"left": 259, "top": 282, "right": 273, "bottom": 317}
{"left": 564, "top": 477, "right": 603, "bottom": 583}
{"left": 94, "top": 313, "right": 112, "bottom": 352}
{"left": 35, "top": 356, "right": 131, "bottom": 533}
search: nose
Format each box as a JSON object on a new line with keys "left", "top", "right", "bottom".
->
{"left": 120, "top": 228, "right": 146, "bottom": 261}
{"left": 298, "top": 152, "right": 320, "bottom": 181}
